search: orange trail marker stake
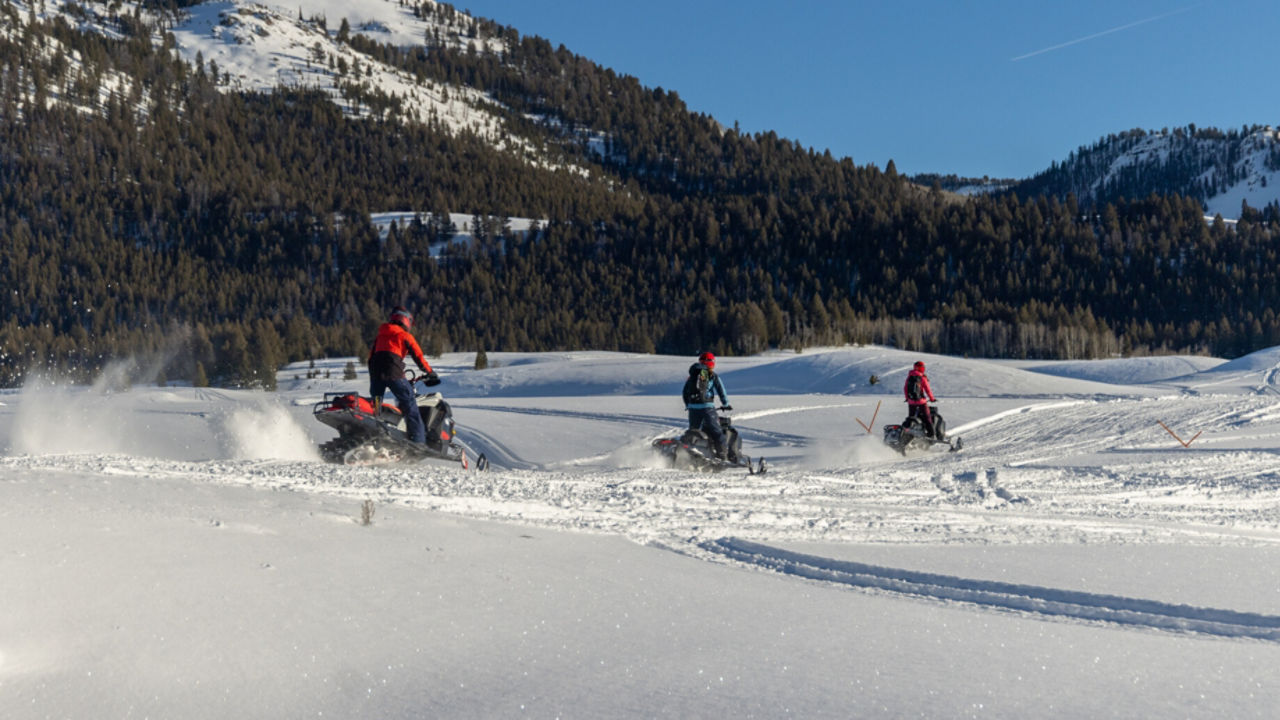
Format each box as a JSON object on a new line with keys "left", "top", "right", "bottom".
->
{"left": 1157, "top": 420, "right": 1201, "bottom": 448}
{"left": 855, "top": 400, "right": 882, "bottom": 434}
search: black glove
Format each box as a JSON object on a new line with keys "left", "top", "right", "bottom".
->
{"left": 721, "top": 405, "right": 733, "bottom": 411}
{"left": 422, "top": 371, "right": 441, "bottom": 386}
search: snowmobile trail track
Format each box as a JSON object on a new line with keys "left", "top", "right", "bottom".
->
{"left": 467, "top": 404, "right": 679, "bottom": 429}
{"left": 457, "top": 425, "right": 536, "bottom": 471}
{"left": 942, "top": 395, "right": 1279, "bottom": 473}
{"left": 700, "top": 538, "right": 1280, "bottom": 641}
{"left": 470, "top": 404, "right": 811, "bottom": 447}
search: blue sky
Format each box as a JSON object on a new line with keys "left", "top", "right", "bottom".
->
{"left": 460, "top": 1, "right": 1275, "bottom": 180}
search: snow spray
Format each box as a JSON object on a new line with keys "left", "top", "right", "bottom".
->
{"left": 799, "top": 433, "right": 901, "bottom": 469}
{"left": 9, "top": 373, "right": 132, "bottom": 455}
{"left": 215, "top": 402, "right": 319, "bottom": 461}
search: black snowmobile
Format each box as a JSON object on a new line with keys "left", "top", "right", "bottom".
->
{"left": 652, "top": 407, "right": 767, "bottom": 474}
{"left": 313, "top": 371, "right": 488, "bottom": 469}
{"left": 883, "top": 403, "right": 962, "bottom": 455}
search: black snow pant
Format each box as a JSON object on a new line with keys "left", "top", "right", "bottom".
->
{"left": 688, "top": 408, "right": 727, "bottom": 458}
{"left": 907, "top": 403, "right": 935, "bottom": 439}
{"left": 371, "top": 376, "right": 425, "bottom": 444}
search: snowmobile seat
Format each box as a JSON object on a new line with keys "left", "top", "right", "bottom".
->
{"left": 332, "top": 393, "right": 378, "bottom": 415}
{"left": 376, "top": 402, "right": 403, "bottom": 423}
{"left": 680, "top": 429, "right": 706, "bottom": 445}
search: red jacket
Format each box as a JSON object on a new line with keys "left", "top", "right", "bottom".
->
{"left": 367, "top": 321, "right": 431, "bottom": 381}
{"left": 904, "top": 369, "right": 936, "bottom": 405}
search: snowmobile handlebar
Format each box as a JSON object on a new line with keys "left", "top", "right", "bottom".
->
{"left": 406, "top": 369, "right": 442, "bottom": 387}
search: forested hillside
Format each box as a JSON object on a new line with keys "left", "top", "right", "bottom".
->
{"left": 3, "top": 1, "right": 1280, "bottom": 388}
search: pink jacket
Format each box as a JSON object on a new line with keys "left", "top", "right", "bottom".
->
{"left": 904, "top": 369, "right": 936, "bottom": 405}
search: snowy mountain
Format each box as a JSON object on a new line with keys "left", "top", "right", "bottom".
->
{"left": 3, "top": 346, "right": 1280, "bottom": 717}
{"left": 169, "top": 0, "right": 507, "bottom": 133}
{"left": 9, "top": 0, "right": 1280, "bottom": 371}
{"left": 2, "top": 0, "right": 575, "bottom": 167}
{"left": 1011, "top": 125, "right": 1280, "bottom": 218}
{"left": 13, "top": 0, "right": 1278, "bottom": 221}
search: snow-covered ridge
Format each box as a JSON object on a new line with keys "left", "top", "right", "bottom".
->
{"left": 5, "top": 0, "right": 575, "bottom": 167}
{"left": 1043, "top": 125, "right": 1280, "bottom": 219}
{"left": 1106, "top": 127, "right": 1280, "bottom": 218}
{"left": 167, "top": 0, "right": 503, "bottom": 123}
{"left": 1202, "top": 128, "right": 1280, "bottom": 218}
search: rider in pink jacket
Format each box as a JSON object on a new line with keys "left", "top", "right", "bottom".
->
{"left": 904, "top": 361, "right": 938, "bottom": 438}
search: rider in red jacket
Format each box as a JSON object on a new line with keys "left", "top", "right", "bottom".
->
{"left": 367, "top": 307, "right": 437, "bottom": 443}
{"left": 904, "top": 360, "right": 938, "bottom": 438}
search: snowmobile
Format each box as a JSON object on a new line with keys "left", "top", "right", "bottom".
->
{"left": 313, "top": 371, "right": 488, "bottom": 469}
{"left": 652, "top": 407, "right": 767, "bottom": 474}
{"left": 883, "top": 404, "right": 963, "bottom": 455}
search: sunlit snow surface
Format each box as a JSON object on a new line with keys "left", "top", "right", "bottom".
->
{"left": 3, "top": 345, "right": 1280, "bottom": 718}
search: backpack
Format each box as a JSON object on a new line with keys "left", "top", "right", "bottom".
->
{"left": 683, "top": 367, "right": 710, "bottom": 405}
{"left": 906, "top": 372, "right": 924, "bottom": 401}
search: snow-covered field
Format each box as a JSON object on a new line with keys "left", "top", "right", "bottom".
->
{"left": 3, "top": 345, "right": 1280, "bottom": 718}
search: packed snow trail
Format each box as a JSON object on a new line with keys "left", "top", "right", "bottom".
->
{"left": 699, "top": 538, "right": 1280, "bottom": 641}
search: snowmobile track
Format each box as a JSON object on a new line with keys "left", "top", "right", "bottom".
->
{"left": 469, "top": 404, "right": 679, "bottom": 429}
{"left": 456, "top": 425, "right": 536, "bottom": 471}
{"left": 701, "top": 538, "right": 1280, "bottom": 641}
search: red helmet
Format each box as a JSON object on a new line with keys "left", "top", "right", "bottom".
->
{"left": 390, "top": 306, "right": 413, "bottom": 328}
{"left": 699, "top": 351, "right": 716, "bottom": 369}
{"left": 913, "top": 361, "right": 925, "bottom": 372}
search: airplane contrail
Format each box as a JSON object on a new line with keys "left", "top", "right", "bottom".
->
{"left": 1012, "top": 6, "right": 1196, "bottom": 61}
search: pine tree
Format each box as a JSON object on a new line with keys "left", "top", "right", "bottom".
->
{"left": 192, "top": 362, "right": 209, "bottom": 388}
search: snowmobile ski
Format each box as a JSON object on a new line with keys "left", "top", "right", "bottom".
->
{"left": 882, "top": 404, "right": 962, "bottom": 455}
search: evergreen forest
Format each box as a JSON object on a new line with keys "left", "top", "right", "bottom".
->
{"left": 3, "top": 4, "right": 1280, "bottom": 388}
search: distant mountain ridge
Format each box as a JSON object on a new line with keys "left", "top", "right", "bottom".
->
{"left": 1, "top": 0, "right": 548, "bottom": 157}
{"left": 916, "top": 126, "right": 1280, "bottom": 219}
{"left": 163, "top": 2, "right": 1280, "bottom": 219}
{"left": 1010, "top": 125, "right": 1280, "bottom": 218}
{"left": 13, "top": 0, "right": 1278, "bottom": 217}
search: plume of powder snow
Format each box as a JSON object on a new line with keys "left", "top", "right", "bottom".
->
{"left": 8, "top": 332, "right": 204, "bottom": 457}
{"left": 215, "top": 402, "right": 320, "bottom": 461}
{"left": 9, "top": 374, "right": 132, "bottom": 456}
{"left": 793, "top": 433, "right": 902, "bottom": 470}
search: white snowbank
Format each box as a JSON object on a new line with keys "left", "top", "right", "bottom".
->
{"left": 1021, "top": 354, "right": 1225, "bottom": 385}
{"left": 3, "top": 344, "right": 1280, "bottom": 718}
